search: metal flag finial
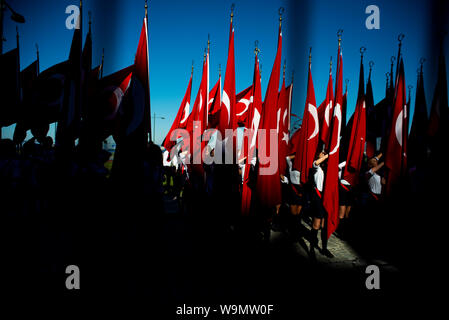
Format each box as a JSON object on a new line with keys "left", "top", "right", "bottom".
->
{"left": 329, "top": 56, "right": 332, "bottom": 73}
{"left": 191, "top": 60, "right": 194, "bottom": 76}
{"left": 360, "top": 46, "right": 366, "bottom": 59}
{"left": 207, "top": 34, "right": 210, "bottom": 53}
{"left": 419, "top": 57, "right": 426, "bottom": 74}
{"left": 279, "top": 7, "right": 284, "bottom": 27}
{"left": 145, "top": 0, "right": 148, "bottom": 19}
{"left": 230, "top": 3, "right": 235, "bottom": 22}
{"left": 309, "top": 47, "right": 312, "bottom": 65}
{"left": 337, "top": 29, "right": 343, "bottom": 47}
{"left": 254, "top": 40, "right": 260, "bottom": 56}
{"left": 391, "top": 56, "right": 396, "bottom": 65}
{"left": 369, "top": 60, "right": 374, "bottom": 70}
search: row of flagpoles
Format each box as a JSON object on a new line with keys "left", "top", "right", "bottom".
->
{"left": 1, "top": 2, "right": 448, "bottom": 239}
{"left": 160, "top": 6, "right": 448, "bottom": 239}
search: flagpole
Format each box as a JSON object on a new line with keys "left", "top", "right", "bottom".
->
{"left": 145, "top": 0, "right": 152, "bottom": 143}
{"left": 368, "top": 61, "right": 374, "bottom": 81}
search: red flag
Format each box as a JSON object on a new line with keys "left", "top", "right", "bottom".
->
{"left": 235, "top": 85, "right": 253, "bottom": 127}
{"left": 385, "top": 58, "right": 407, "bottom": 194}
{"left": 342, "top": 57, "right": 366, "bottom": 185}
{"left": 162, "top": 74, "right": 192, "bottom": 152}
{"left": 318, "top": 67, "right": 334, "bottom": 148}
{"left": 256, "top": 22, "right": 282, "bottom": 209}
{"left": 185, "top": 53, "right": 208, "bottom": 161}
{"left": 277, "top": 78, "right": 289, "bottom": 176}
{"left": 323, "top": 46, "right": 343, "bottom": 239}
{"left": 218, "top": 20, "right": 236, "bottom": 137}
{"left": 293, "top": 59, "right": 319, "bottom": 186}
{"left": 207, "top": 76, "right": 221, "bottom": 129}
{"left": 241, "top": 54, "right": 262, "bottom": 215}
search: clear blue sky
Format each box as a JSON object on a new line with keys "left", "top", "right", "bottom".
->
{"left": 2, "top": 0, "right": 447, "bottom": 144}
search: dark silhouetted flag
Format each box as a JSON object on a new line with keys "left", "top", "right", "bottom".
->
{"left": 427, "top": 49, "right": 448, "bottom": 157}
{"left": 408, "top": 68, "right": 428, "bottom": 168}
{"left": 0, "top": 48, "right": 20, "bottom": 127}
{"left": 56, "top": 7, "right": 82, "bottom": 151}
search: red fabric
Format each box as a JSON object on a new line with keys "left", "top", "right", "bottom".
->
{"left": 235, "top": 85, "right": 253, "bottom": 127}
{"left": 293, "top": 63, "right": 318, "bottom": 186}
{"left": 207, "top": 77, "right": 221, "bottom": 129}
{"left": 256, "top": 25, "right": 282, "bottom": 209}
{"left": 324, "top": 46, "right": 343, "bottom": 239}
{"left": 277, "top": 79, "right": 289, "bottom": 176}
{"left": 318, "top": 71, "right": 334, "bottom": 149}
{"left": 342, "top": 59, "right": 366, "bottom": 186}
{"left": 241, "top": 55, "right": 262, "bottom": 215}
{"left": 218, "top": 21, "right": 236, "bottom": 137}
{"left": 185, "top": 56, "right": 208, "bottom": 160}
{"left": 162, "top": 75, "right": 192, "bottom": 152}
{"left": 385, "top": 58, "right": 407, "bottom": 195}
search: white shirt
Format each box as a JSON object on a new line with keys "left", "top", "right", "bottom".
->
{"left": 313, "top": 162, "right": 324, "bottom": 192}
{"left": 286, "top": 156, "right": 300, "bottom": 185}
{"left": 338, "top": 161, "right": 350, "bottom": 186}
{"left": 366, "top": 168, "right": 382, "bottom": 195}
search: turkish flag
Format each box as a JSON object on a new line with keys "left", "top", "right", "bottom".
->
{"left": 342, "top": 58, "right": 366, "bottom": 185}
{"left": 292, "top": 61, "right": 318, "bottom": 186}
{"left": 241, "top": 55, "right": 262, "bottom": 215}
{"left": 162, "top": 74, "right": 192, "bottom": 152}
{"left": 185, "top": 53, "right": 208, "bottom": 162}
{"left": 218, "top": 20, "right": 236, "bottom": 138}
{"left": 385, "top": 58, "right": 407, "bottom": 195}
{"left": 277, "top": 78, "right": 289, "bottom": 176}
{"left": 324, "top": 46, "right": 343, "bottom": 239}
{"left": 207, "top": 76, "right": 221, "bottom": 129}
{"left": 235, "top": 85, "right": 253, "bottom": 127}
{"left": 255, "top": 23, "right": 282, "bottom": 209}
{"left": 318, "top": 69, "right": 334, "bottom": 149}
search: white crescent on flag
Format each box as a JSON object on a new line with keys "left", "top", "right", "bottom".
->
{"left": 236, "top": 96, "right": 253, "bottom": 116}
{"left": 222, "top": 90, "right": 231, "bottom": 125}
{"left": 250, "top": 109, "right": 261, "bottom": 148}
{"left": 329, "top": 103, "right": 342, "bottom": 155}
{"left": 395, "top": 109, "right": 404, "bottom": 147}
{"left": 198, "top": 92, "right": 203, "bottom": 112}
{"left": 307, "top": 103, "right": 319, "bottom": 141}
{"left": 179, "top": 101, "right": 190, "bottom": 124}
{"left": 324, "top": 101, "right": 332, "bottom": 126}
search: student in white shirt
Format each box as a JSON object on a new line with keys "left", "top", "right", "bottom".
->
{"left": 365, "top": 153, "right": 385, "bottom": 201}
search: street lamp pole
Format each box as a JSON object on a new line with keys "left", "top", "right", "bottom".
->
{"left": 153, "top": 112, "right": 165, "bottom": 144}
